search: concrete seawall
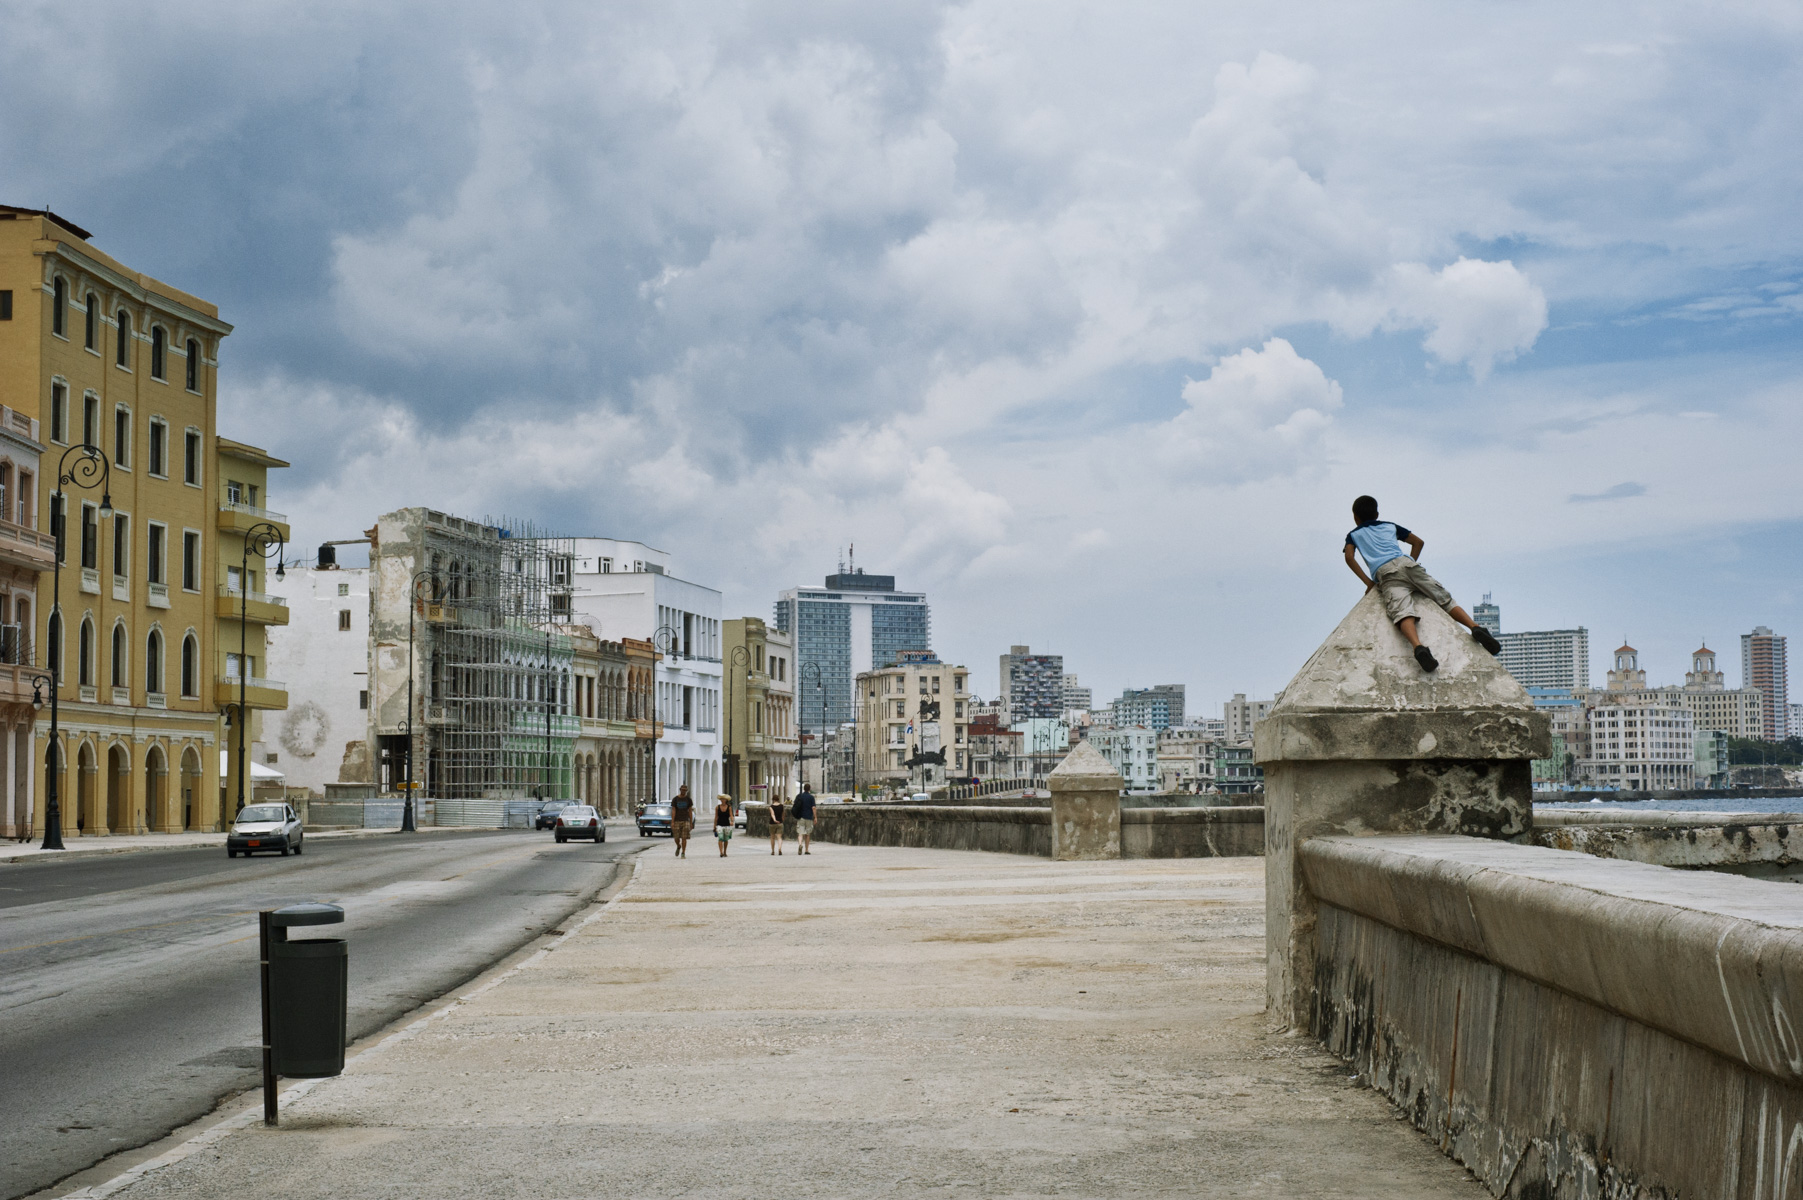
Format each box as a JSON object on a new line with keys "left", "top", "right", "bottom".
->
{"left": 1305, "top": 834, "right": 1803, "bottom": 1197}
{"left": 744, "top": 803, "right": 1264, "bottom": 859}
{"left": 1534, "top": 808, "right": 1803, "bottom": 873}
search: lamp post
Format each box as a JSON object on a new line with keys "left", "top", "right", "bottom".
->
{"left": 650, "top": 625, "right": 681, "bottom": 799}
{"left": 233, "top": 523, "right": 286, "bottom": 818}
{"left": 401, "top": 569, "right": 441, "bottom": 833}
{"left": 725, "top": 644, "right": 749, "bottom": 803}
{"left": 40, "top": 443, "right": 112, "bottom": 850}
{"left": 796, "top": 662, "right": 821, "bottom": 792}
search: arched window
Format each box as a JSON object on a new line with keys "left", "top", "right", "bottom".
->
{"left": 47, "top": 611, "right": 61, "bottom": 678}
{"left": 181, "top": 634, "right": 198, "bottom": 698}
{"left": 85, "top": 293, "right": 98, "bottom": 350}
{"left": 53, "top": 277, "right": 67, "bottom": 337}
{"left": 116, "top": 310, "right": 131, "bottom": 367}
{"left": 150, "top": 327, "right": 166, "bottom": 380}
{"left": 79, "top": 618, "right": 94, "bottom": 686}
{"left": 185, "top": 339, "right": 199, "bottom": 391}
{"left": 146, "top": 630, "right": 163, "bottom": 693}
{"left": 111, "top": 623, "right": 127, "bottom": 688}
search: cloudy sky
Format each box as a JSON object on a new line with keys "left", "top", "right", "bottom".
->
{"left": 8, "top": 0, "right": 1800, "bottom": 708}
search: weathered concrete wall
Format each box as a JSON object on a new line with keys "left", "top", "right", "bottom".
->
{"left": 1121, "top": 806, "right": 1264, "bottom": 858}
{"left": 743, "top": 803, "right": 1263, "bottom": 859}
{"left": 1535, "top": 808, "right": 1803, "bottom": 871}
{"left": 1305, "top": 834, "right": 1803, "bottom": 1198}
{"left": 1048, "top": 742, "right": 1121, "bottom": 861}
{"left": 1256, "top": 591, "right": 1549, "bottom": 1029}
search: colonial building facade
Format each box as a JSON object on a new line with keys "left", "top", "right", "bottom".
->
{"left": 4, "top": 206, "right": 250, "bottom": 835}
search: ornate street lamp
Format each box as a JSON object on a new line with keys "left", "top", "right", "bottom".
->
{"left": 795, "top": 662, "right": 821, "bottom": 792}
{"left": 233, "top": 522, "right": 286, "bottom": 817}
{"left": 401, "top": 569, "right": 441, "bottom": 833}
{"left": 725, "top": 644, "right": 750, "bottom": 802}
{"left": 40, "top": 443, "right": 112, "bottom": 850}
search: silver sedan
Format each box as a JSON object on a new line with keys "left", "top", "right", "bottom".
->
{"left": 226, "top": 803, "right": 304, "bottom": 857}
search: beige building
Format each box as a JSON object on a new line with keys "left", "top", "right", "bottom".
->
{"left": 3, "top": 206, "right": 244, "bottom": 835}
{"left": 1578, "top": 699, "right": 1695, "bottom": 791}
{"left": 215, "top": 438, "right": 291, "bottom": 816}
{"left": 1223, "top": 693, "right": 1274, "bottom": 740}
{"left": 1157, "top": 726, "right": 1218, "bottom": 792}
{"left": 565, "top": 626, "right": 657, "bottom": 816}
{"left": 855, "top": 651, "right": 968, "bottom": 792}
{"left": 723, "top": 617, "right": 796, "bottom": 805}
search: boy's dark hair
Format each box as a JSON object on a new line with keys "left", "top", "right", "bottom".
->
{"left": 1352, "top": 495, "right": 1379, "bottom": 524}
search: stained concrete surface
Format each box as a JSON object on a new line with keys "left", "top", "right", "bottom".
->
{"left": 94, "top": 845, "right": 1480, "bottom": 1198}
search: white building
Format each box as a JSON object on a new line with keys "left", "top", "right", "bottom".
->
{"left": 1578, "top": 699, "right": 1696, "bottom": 791}
{"left": 567, "top": 538, "right": 721, "bottom": 802}
{"left": 1498, "top": 627, "right": 1590, "bottom": 689}
{"left": 1089, "top": 725, "right": 1158, "bottom": 793}
{"left": 1156, "top": 726, "right": 1217, "bottom": 793}
{"left": 263, "top": 564, "right": 370, "bottom": 796}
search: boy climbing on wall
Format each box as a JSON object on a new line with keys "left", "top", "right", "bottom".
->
{"left": 1343, "top": 495, "right": 1503, "bottom": 673}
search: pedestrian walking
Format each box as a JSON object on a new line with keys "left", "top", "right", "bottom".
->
{"left": 792, "top": 784, "right": 817, "bottom": 855}
{"left": 670, "top": 784, "right": 695, "bottom": 857}
{"left": 714, "top": 794, "right": 735, "bottom": 857}
{"left": 768, "top": 793, "right": 787, "bottom": 855}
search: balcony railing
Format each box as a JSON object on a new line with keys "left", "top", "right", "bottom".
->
{"left": 220, "top": 674, "right": 287, "bottom": 691}
{"left": 0, "top": 625, "right": 32, "bottom": 666}
{"left": 218, "top": 586, "right": 289, "bottom": 607}
{"left": 218, "top": 500, "right": 289, "bottom": 523}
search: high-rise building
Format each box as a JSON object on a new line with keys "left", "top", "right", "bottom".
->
{"left": 999, "top": 645, "right": 1064, "bottom": 721}
{"left": 1223, "top": 693, "right": 1274, "bottom": 740}
{"left": 1742, "top": 626, "right": 1790, "bottom": 740}
{"left": 1062, "top": 673, "right": 1092, "bottom": 712}
{"left": 1498, "top": 627, "right": 1590, "bottom": 690}
{"left": 1472, "top": 593, "right": 1501, "bottom": 637}
{"left": 1113, "top": 684, "right": 1185, "bottom": 731}
{"left": 774, "top": 566, "right": 929, "bottom": 738}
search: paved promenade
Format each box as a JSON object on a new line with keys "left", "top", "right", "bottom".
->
{"left": 81, "top": 843, "right": 1479, "bottom": 1198}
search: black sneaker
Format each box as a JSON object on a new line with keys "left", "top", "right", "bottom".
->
{"left": 1414, "top": 645, "right": 1439, "bottom": 673}
{"left": 1472, "top": 627, "right": 1502, "bottom": 655}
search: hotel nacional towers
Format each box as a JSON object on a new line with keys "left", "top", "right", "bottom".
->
{"left": 0, "top": 206, "right": 288, "bottom": 835}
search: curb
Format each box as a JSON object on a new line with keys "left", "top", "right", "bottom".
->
{"left": 0, "top": 825, "right": 484, "bottom": 867}
{"left": 52, "top": 851, "right": 646, "bottom": 1199}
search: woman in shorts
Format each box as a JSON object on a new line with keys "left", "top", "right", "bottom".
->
{"left": 767, "top": 793, "right": 786, "bottom": 855}
{"left": 713, "top": 794, "right": 735, "bottom": 857}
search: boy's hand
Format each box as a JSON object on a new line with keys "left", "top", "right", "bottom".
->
{"left": 1343, "top": 543, "right": 1375, "bottom": 591}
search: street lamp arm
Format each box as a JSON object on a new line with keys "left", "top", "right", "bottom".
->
{"left": 39, "top": 442, "right": 112, "bottom": 851}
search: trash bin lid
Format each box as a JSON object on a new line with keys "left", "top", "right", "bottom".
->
{"left": 270, "top": 902, "right": 344, "bottom": 927}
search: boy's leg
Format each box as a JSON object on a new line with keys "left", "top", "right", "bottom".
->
{"left": 1396, "top": 616, "right": 1422, "bottom": 648}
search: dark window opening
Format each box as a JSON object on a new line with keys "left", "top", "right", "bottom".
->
{"left": 115, "top": 310, "right": 130, "bottom": 367}
{"left": 186, "top": 339, "right": 199, "bottom": 390}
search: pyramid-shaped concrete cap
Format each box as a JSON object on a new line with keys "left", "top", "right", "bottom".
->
{"left": 1048, "top": 740, "right": 1124, "bottom": 790}
{"left": 1255, "top": 589, "right": 1548, "bottom": 763}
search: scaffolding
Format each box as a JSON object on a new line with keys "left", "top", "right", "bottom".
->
{"left": 409, "top": 515, "right": 579, "bottom": 801}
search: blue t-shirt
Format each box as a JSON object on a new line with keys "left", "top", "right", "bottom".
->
{"left": 792, "top": 794, "right": 817, "bottom": 820}
{"left": 1345, "top": 521, "right": 1413, "bottom": 573}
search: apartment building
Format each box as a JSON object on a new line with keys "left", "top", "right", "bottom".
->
{"left": 0, "top": 406, "right": 54, "bottom": 837}
{"left": 1223, "top": 694, "right": 1274, "bottom": 740}
{"left": 724, "top": 617, "right": 797, "bottom": 806}
{"left": 1743, "top": 626, "right": 1790, "bottom": 740}
{"left": 1089, "top": 725, "right": 1157, "bottom": 793}
{"left": 3, "top": 206, "right": 241, "bottom": 834}
{"left": 775, "top": 565, "right": 929, "bottom": 737}
{"left": 999, "top": 645, "right": 1064, "bottom": 722}
{"left": 854, "top": 651, "right": 968, "bottom": 791}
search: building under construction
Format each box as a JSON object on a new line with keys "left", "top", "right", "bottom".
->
{"left": 367, "top": 508, "right": 580, "bottom": 804}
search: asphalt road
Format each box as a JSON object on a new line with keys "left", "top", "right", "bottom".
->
{"left": 0, "top": 828, "right": 645, "bottom": 1200}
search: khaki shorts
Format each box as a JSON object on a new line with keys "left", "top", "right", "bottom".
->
{"left": 672, "top": 820, "right": 694, "bottom": 838}
{"left": 795, "top": 818, "right": 815, "bottom": 836}
{"left": 1374, "top": 556, "right": 1455, "bottom": 625}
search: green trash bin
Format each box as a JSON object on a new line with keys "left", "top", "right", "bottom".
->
{"left": 268, "top": 903, "right": 347, "bottom": 1078}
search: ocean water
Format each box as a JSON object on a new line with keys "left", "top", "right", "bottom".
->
{"left": 1537, "top": 796, "right": 1803, "bottom": 815}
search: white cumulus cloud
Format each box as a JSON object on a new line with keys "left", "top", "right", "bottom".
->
{"left": 1160, "top": 338, "right": 1344, "bottom": 482}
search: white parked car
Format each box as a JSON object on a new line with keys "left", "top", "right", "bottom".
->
{"left": 227, "top": 803, "right": 303, "bottom": 858}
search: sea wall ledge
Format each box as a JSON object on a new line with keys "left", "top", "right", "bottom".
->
{"left": 1301, "top": 834, "right": 1803, "bottom": 1087}
{"left": 743, "top": 802, "right": 1263, "bottom": 859}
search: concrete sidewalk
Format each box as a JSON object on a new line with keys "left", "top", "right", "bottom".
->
{"left": 82, "top": 844, "right": 1479, "bottom": 1198}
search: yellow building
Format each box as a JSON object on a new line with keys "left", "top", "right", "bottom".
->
{"left": 214, "top": 438, "right": 291, "bottom": 816}
{"left": 723, "top": 617, "right": 796, "bottom": 805}
{"left": 0, "top": 205, "right": 246, "bottom": 834}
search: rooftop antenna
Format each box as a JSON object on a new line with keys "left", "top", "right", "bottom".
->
{"left": 849, "top": 542, "right": 856, "bottom": 574}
